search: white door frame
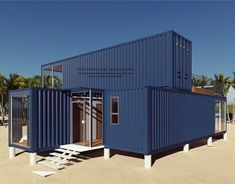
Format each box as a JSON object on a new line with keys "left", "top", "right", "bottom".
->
{"left": 70, "top": 91, "right": 104, "bottom": 147}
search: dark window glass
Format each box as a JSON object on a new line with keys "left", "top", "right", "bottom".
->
{"left": 111, "top": 98, "right": 118, "bottom": 113}
{"left": 110, "top": 97, "right": 119, "bottom": 124}
{"left": 112, "top": 115, "right": 118, "bottom": 124}
{"left": 11, "top": 96, "right": 30, "bottom": 147}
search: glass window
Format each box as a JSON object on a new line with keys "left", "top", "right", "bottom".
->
{"left": 42, "top": 64, "right": 63, "bottom": 89}
{"left": 221, "top": 101, "right": 226, "bottom": 131}
{"left": 11, "top": 96, "right": 30, "bottom": 147}
{"left": 215, "top": 100, "right": 226, "bottom": 133}
{"left": 110, "top": 97, "right": 119, "bottom": 125}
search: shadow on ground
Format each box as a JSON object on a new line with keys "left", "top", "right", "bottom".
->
{"left": 37, "top": 134, "right": 225, "bottom": 167}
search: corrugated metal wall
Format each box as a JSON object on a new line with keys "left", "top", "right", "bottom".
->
{"left": 104, "top": 87, "right": 224, "bottom": 155}
{"left": 43, "top": 31, "right": 192, "bottom": 91}
{"left": 62, "top": 31, "right": 173, "bottom": 90}
{"left": 150, "top": 87, "right": 216, "bottom": 152}
{"left": 32, "top": 88, "right": 71, "bottom": 151}
{"left": 9, "top": 88, "right": 71, "bottom": 152}
{"left": 9, "top": 87, "right": 225, "bottom": 155}
{"left": 172, "top": 33, "right": 192, "bottom": 90}
{"left": 104, "top": 88, "right": 149, "bottom": 154}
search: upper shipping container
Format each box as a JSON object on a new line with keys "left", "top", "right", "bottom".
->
{"left": 42, "top": 31, "right": 192, "bottom": 91}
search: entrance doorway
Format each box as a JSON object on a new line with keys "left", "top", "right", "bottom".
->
{"left": 72, "top": 90, "right": 103, "bottom": 147}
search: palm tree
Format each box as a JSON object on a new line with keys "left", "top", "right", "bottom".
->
{"left": 5, "top": 73, "right": 25, "bottom": 90}
{"left": 44, "top": 75, "right": 62, "bottom": 89}
{"left": 24, "top": 75, "right": 41, "bottom": 88}
{"left": 214, "top": 73, "right": 231, "bottom": 96}
{"left": 192, "top": 75, "right": 211, "bottom": 87}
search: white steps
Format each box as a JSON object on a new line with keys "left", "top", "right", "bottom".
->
{"left": 38, "top": 144, "right": 104, "bottom": 170}
{"left": 32, "top": 171, "right": 57, "bottom": 177}
{"left": 49, "top": 152, "right": 76, "bottom": 160}
{"left": 55, "top": 148, "right": 80, "bottom": 155}
{"left": 38, "top": 146, "right": 81, "bottom": 170}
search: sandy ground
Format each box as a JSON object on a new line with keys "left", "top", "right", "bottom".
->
{"left": 1, "top": 125, "right": 235, "bottom": 184}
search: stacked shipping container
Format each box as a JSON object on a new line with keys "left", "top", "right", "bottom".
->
{"left": 8, "top": 31, "right": 227, "bottom": 168}
{"left": 43, "top": 31, "right": 192, "bottom": 91}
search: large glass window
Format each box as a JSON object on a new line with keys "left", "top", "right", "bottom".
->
{"left": 42, "top": 64, "right": 63, "bottom": 89}
{"left": 110, "top": 97, "right": 119, "bottom": 125}
{"left": 11, "top": 96, "right": 29, "bottom": 147}
{"left": 215, "top": 100, "right": 226, "bottom": 133}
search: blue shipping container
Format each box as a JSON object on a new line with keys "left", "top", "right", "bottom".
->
{"left": 104, "top": 87, "right": 226, "bottom": 154}
{"left": 42, "top": 31, "right": 192, "bottom": 91}
{"left": 9, "top": 88, "right": 71, "bottom": 152}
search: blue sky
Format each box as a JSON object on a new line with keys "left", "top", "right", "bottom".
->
{"left": 0, "top": 1, "right": 234, "bottom": 77}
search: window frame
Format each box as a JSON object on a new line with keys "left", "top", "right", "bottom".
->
{"left": 42, "top": 63, "right": 63, "bottom": 89}
{"left": 10, "top": 95, "right": 30, "bottom": 148}
{"left": 214, "top": 100, "right": 227, "bottom": 133}
{"left": 110, "top": 96, "right": 119, "bottom": 125}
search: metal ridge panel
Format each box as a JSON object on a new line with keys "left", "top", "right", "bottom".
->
{"left": 42, "top": 30, "right": 191, "bottom": 67}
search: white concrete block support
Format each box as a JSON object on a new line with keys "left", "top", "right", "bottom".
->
{"left": 183, "top": 144, "right": 189, "bottom": 152}
{"left": 30, "top": 152, "right": 37, "bottom": 166}
{"left": 104, "top": 148, "right": 110, "bottom": 159}
{"left": 144, "top": 155, "right": 152, "bottom": 169}
{"left": 223, "top": 132, "right": 228, "bottom": 141}
{"left": 207, "top": 137, "right": 212, "bottom": 147}
{"left": 9, "top": 147, "right": 15, "bottom": 159}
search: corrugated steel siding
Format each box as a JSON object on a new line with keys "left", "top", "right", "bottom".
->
{"left": 104, "top": 87, "right": 221, "bottom": 155}
{"left": 62, "top": 31, "right": 174, "bottom": 90}
{"left": 9, "top": 88, "right": 71, "bottom": 152}
{"left": 150, "top": 88, "right": 215, "bottom": 152}
{"left": 40, "top": 31, "right": 190, "bottom": 91}
{"left": 104, "top": 88, "right": 149, "bottom": 154}
{"left": 173, "top": 33, "right": 192, "bottom": 91}
{"left": 32, "top": 89, "right": 71, "bottom": 152}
